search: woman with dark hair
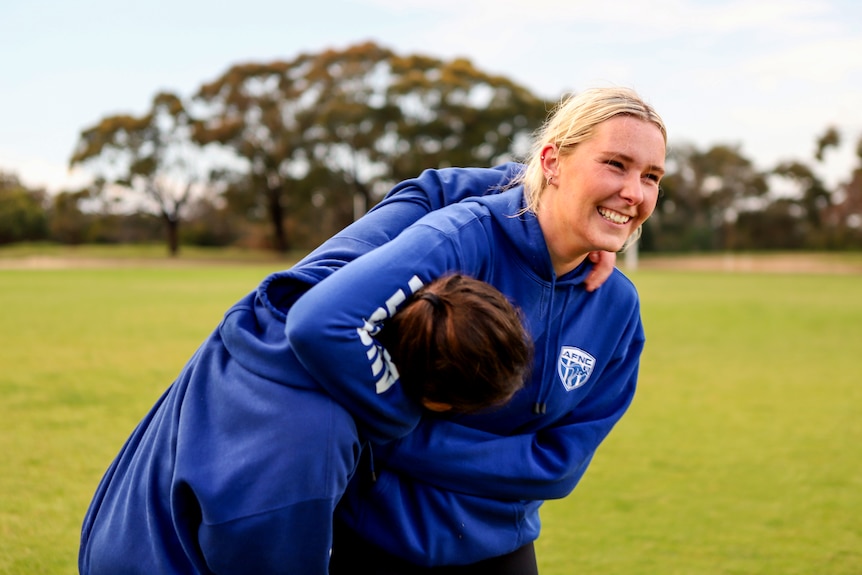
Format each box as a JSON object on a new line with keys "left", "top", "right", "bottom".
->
{"left": 78, "top": 271, "right": 531, "bottom": 575}
{"left": 378, "top": 273, "right": 532, "bottom": 413}
{"left": 79, "top": 93, "right": 622, "bottom": 573}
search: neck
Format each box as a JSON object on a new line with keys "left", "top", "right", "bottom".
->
{"left": 552, "top": 254, "right": 588, "bottom": 278}
{"left": 536, "top": 205, "right": 589, "bottom": 277}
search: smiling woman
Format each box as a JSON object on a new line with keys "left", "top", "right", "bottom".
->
{"left": 536, "top": 116, "right": 665, "bottom": 275}
{"left": 516, "top": 87, "right": 667, "bottom": 276}
{"left": 281, "top": 87, "right": 673, "bottom": 574}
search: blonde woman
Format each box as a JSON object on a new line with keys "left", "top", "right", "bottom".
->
{"left": 287, "top": 86, "right": 667, "bottom": 574}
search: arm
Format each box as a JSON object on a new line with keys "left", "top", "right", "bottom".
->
{"left": 374, "top": 338, "right": 642, "bottom": 501}
{"left": 286, "top": 163, "right": 616, "bottom": 290}
{"left": 285, "top": 217, "right": 491, "bottom": 442}
{"left": 286, "top": 164, "right": 523, "bottom": 286}
{"left": 259, "top": 164, "right": 526, "bottom": 323}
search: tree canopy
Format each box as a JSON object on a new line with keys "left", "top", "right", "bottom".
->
{"left": 70, "top": 92, "right": 216, "bottom": 255}
{"left": 32, "top": 40, "right": 859, "bottom": 253}
{"left": 191, "top": 41, "right": 547, "bottom": 251}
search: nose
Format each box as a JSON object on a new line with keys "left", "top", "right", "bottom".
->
{"left": 620, "top": 173, "right": 644, "bottom": 205}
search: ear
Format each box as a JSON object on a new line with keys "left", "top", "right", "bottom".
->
{"left": 540, "top": 143, "right": 560, "bottom": 179}
{"left": 421, "top": 399, "right": 453, "bottom": 412}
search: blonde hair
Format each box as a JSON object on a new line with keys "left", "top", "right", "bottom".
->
{"left": 517, "top": 87, "right": 667, "bottom": 216}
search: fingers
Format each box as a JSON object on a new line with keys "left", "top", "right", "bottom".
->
{"left": 584, "top": 251, "right": 616, "bottom": 292}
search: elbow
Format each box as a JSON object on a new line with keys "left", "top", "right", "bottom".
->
{"left": 283, "top": 296, "right": 317, "bottom": 359}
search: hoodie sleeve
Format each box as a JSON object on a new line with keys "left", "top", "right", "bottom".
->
{"left": 285, "top": 212, "right": 493, "bottom": 443}
{"left": 286, "top": 164, "right": 522, "bottom": 287}
{"left": 373, "top": 334, "right": 642, "bottom": 501}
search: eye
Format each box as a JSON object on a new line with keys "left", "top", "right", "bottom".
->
{"left": 643, "top": 173, "right": 661, "bottom": 183}
{"left": 606, "top": 159, "right": 624, "bottom": 170}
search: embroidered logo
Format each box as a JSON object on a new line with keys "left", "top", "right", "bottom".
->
{"left": 557, "top": 346, "right": 595, "bottom": 391}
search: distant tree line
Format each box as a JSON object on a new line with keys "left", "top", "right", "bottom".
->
{"left": 2, "top": 41, "right": 861, "bottom": 254}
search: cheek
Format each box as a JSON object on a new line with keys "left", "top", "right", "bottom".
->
{"left": 560, "top": 182, "right": 589, "bottom": 213}
{"left": 642, "top": 188, "right": 660, "bottom": 217}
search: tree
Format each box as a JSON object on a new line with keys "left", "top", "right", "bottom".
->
{"left": 308, "top": 47, "right": 548, "bottom": 214}
{"left": 48, "top": 187, "right": 94, "bottom": 244}
{"left": 646, "top": 143, "right": 770, "bottom": 251}
{"left": 70, "top": 92, "right": 213, "bottom": 256}
{"left": 826, "top": 134, "right": 862, "bottom": 247}
{"left": 0, "top": 171, "right": 48, "bottom": 244}
{"left": 815, "top": 126, "right": 841, "bottom": 162}
{"left": 646, "top": 143, "right": 715, "bottom": 251}
{"left": 770, "top": 161, "right": 832, "bottom": 247}
{"left": 694, "top": 145, "right": 769, "bottom": 250}
{"left": 193, "top": 41, "right": 548, "bottom": 252}
{"left": 194, "top": 58, "right": 322, "bottom": 253}
{"left": 180, "top": 194, "right": 242, "bottom": 247}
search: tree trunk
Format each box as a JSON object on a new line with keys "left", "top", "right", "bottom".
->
{"left": 165, "top": 216, "right": 180, "bottom": 257}
{"left": 267, "top": 185, "right": 288, "bottom": 253}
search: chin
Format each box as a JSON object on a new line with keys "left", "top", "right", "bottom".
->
{"left": 594, "top": 237, "right": 627, "bottom": 253}
{"left": 585, "top": 226, "right": 631, "bottom": 254}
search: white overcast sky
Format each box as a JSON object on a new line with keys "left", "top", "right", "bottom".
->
{"left": 2, "top": 0, "right": 861, "bottom": 192}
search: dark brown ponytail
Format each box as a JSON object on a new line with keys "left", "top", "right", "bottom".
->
{"left": 377, "top": 274, "right": 532, "bottom": 413}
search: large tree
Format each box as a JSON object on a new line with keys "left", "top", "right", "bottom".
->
{"left": 770, "top": 161, "right": 831, "bottom": 245}
{"left": 193, "top": 41, "right": 548, "bottom": 252}
{"left": 70, "top": 92, "right": 213, "bottom": 256}
{"left": 695, "top": 145, "right": 769, "bottom": 250}
{"left": 646, "top": 143, "right": 715, "bottom": 251}
{"left": 647, "top": 143, "right": 771, "bottom": 251}
{"left": 0, "top": 171, "right": 48, "bottom": 244}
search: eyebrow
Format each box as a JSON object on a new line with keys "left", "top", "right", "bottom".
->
{"left": 605, "top": 152, "right": 665, "bottom": 175}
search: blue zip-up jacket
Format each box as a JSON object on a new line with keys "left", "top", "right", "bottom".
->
{"left": 287, "top": 185, "right": 644, "bottom": 566}
{"left": 78, "top": 164, "right": 523, "bottom": 574}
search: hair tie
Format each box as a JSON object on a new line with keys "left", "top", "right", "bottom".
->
{"left": 419, "top": 292, "right": 445, "bottom": 312}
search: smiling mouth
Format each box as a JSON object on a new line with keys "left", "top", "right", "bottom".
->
{"left": 598, "top": 207, "right": 632, "bottom": 225}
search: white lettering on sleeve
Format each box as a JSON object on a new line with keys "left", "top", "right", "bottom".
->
{"left": 358, "top": 275, "right": 427, "bottom": 394}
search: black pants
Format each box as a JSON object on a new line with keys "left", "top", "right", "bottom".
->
{"left": 328, "top": 518, "right": 539, "bottom": 575}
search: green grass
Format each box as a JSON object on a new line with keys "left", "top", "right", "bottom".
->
{"left": 0, "top": 264, "right": 280, "bottom": 575}
{"left": 1, "top": 253, "right": 860, "bottom": 574}
{"left": 538, "top": 271, "right": 862, "bottom": 574}
{"left": 0, "top": 241, "right": 303, "bottom": 264}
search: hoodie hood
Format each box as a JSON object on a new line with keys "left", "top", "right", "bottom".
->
{"left": 217, "top": 272, "right": 320, "bottom": 392}
{"left": 467, "top": 187, "right": 594, "bottom": 286}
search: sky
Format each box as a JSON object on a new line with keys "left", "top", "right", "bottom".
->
{"left": 2, "top": 0, "right": 861, "bottom": 193}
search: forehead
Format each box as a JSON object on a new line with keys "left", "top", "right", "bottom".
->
{"left": 588, "top": 115, "right": 666, "bottom": 165}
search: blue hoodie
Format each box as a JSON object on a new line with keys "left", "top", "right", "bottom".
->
{"left": 78, "top": 164, "right": 523, "bottom": 575}
{"left": 287, "top": 183, "right": 644, "bottom": 566}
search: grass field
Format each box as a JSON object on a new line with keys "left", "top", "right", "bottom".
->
{"left": 1, "top": 248, "right": 860, "bottom": 574}
{"left": 538, "top": 269, "right": 862, "bottom": 574}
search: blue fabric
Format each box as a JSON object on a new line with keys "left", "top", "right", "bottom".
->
{"left": 79, "top": 289, "right": 362, "bottom": 575}
{"left": 287, "top": 186, "right": 644, "bottom": 566}
{"left": 79, "top": 164, "right": 524, "bottom": 574}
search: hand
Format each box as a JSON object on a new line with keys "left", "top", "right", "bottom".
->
{"left": 584, "top": 251, "right": 616, "bottom": 292}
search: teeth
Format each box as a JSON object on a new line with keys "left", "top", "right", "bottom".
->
{"left": 598, "top": 207, "right": 631, "bottom": 224}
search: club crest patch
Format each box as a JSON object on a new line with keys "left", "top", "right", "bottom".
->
{"left": 557, "top": 346, "right": 595, "bottom": 391}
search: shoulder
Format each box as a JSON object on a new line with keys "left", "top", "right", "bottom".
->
{"left": 586, "top": 268, "right": 642, "bottom": 315}
{"left": 418, "top": 163, "right": 525, "bottom": 192}
{"left": 608, "top": 268, "right": 640, "bottom": 298}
